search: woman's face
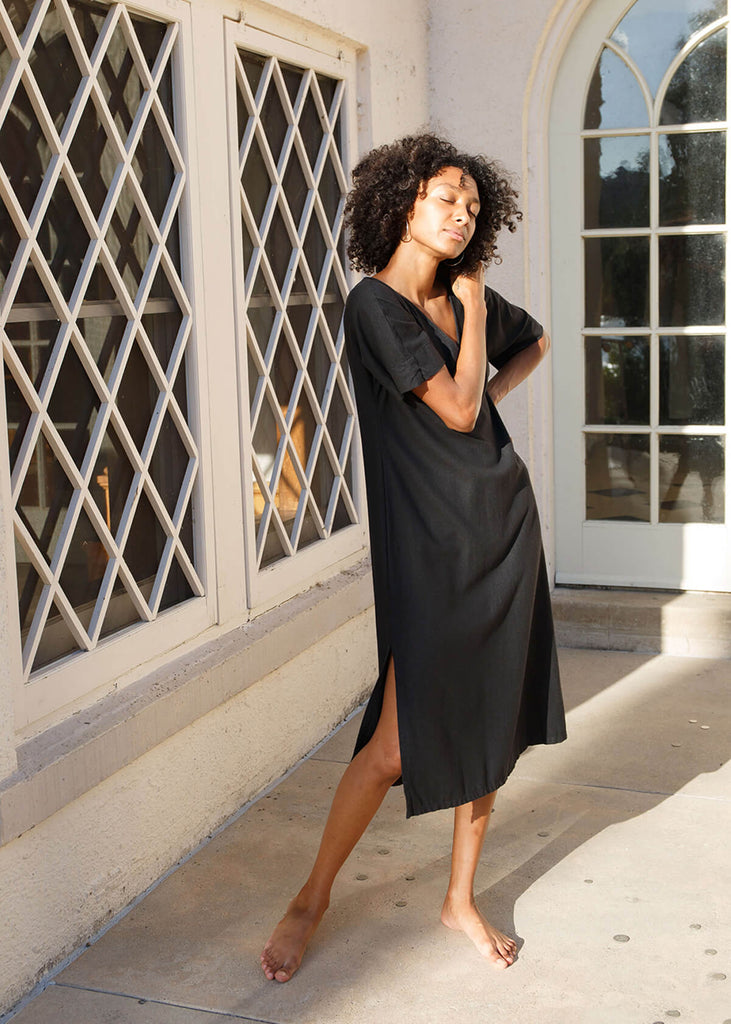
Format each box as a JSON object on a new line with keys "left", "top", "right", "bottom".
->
{"left": 406, "top": 166, "right": 480, "bottom": 260}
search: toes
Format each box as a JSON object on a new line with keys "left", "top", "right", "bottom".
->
{"left": 274, "top": 967, "right": 292, "bottom": 983}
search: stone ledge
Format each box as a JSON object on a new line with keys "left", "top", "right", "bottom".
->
{"left": 0, "top": 559, "right": 374, "bottom": 846}
{"left": 553, "top": 586, "right": 731, "bottom": 659}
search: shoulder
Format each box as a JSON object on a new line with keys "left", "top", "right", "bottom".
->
{"left": 346, "top": 276, "right": 401, "bottom": 313}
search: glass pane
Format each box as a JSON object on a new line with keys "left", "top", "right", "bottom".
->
{"left": 34, "top": 598, "right": 82, "bottom": 671}
{"left": 585, "top": 433, "right": 651, "bottom": 521}
{"left": 299, "top": 88, "right": 322, "bottom": 167}
{"left": 310, "top": 447, "right": 335, "bottom": 522}
{"left": 122, "top": 489, "right": 166, "bottom": 589}
{"left": 264, "top": 204, "right": 293, "bottom": 289}
{"left": 241, "top": 133, "right": 271, "bottom": 229}
{"left": 158, "top": 555, "right": 193, "bottom": 613}
{"left": 58, "top": 505, "right": 107, "bottom": 629}
{"left": 584, "top": 47, "right": 649, "bottom": 129}
{"left": 259, "top": 78, "right": 289, "bottom": 166}
{"left": 307, "top": 327, "right": 333, "bottom": 406}
{"left": 319, "top": 146, "right": 342, "bottom": 231}
{"left": 661, "top": 27, "right": 726, "bottom": 124}
{"left": 326, "top": 381, "right": 349, "bottom": 456}
{"left": 149, "top": 410, "right": 190, "bottom": 518}
{"left": 270, "top": 338, "right": 298, "bottom": 410}
{"left": 37, "top": 177, "right": 90, "bottom": 303}
{"left": 252, "top": 396, "right": 279, "bottom": 486}
{"left": 0, "top": 80, "right": 53, "bottom": 220}
{"left": 260, "top": 518, "right": 287, "bottom": 569}
{"left": 91, "top": 424, "right": 135, "bottom": 538}
{"left": 283, "top": 399, "right": 316, "bottom": 531}
{"left": 611, "top": 0, "right": 726, "bottom": 98}
{"left": 304, "top": 212, "right": 328, "bottom": 286}
{"left": 660, "top": 336, "right": 725, "bottom": 424}
{"left": 659, "top": 234, "right": 725, "bottom": 325}
{"left": 584, "top": 136, "right": 649, "bottom": 229}
{"left": 281, "top": 151, "right": 309, "bottom": 229}
{"left": 659, "top": 132, "right": 725, "bottom": 225}
{"left": 585, "top": 337, "right": 650, "bottom": 424}
{"left": 585, "top": 237, "right": 649, "bottom": 327}
{"left": 240, "top": 51, "right": 266, "bottom": 97}
{"left": 659, "top": 435, "right": 724, "bottom": 522}
{"left": 332, "top": 489, "right": 353, "bottom": 532}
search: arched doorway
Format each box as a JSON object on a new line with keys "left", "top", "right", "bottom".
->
{"left": 550, "top": 0, "right": 729, "bottom": 589}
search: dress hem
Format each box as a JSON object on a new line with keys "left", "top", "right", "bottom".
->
{"left": 403, "top": 730, "right": 568, "bottom": 819}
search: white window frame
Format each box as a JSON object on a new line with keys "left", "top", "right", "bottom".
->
{"left": 549, "top": 0, "right": 731, "bottom": 591}
{"left": 1, "top": 0, "right": 217, "bottom": 731}
{"left": 224, "top": 13, "right": 367, "bottom": 612}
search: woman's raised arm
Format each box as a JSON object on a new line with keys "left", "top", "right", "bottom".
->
{"left": 413, "top": 267, "right": 487, "bottom": 433}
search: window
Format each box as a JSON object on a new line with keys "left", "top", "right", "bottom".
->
{"left": 582, "top": 0, "right": 727, "bottom": 525}
{"left": 550, "top": 0, "right": 730, "bottom": 589}
{"left": 230, "top": 33, "right": 361, "bottom": 594}
{"left": 0, "top": 0, "right": 202, "bottom": 686}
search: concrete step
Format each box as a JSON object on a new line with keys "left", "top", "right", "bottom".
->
{"left": 552, "top": 586, "right": 731, "bottom": 659}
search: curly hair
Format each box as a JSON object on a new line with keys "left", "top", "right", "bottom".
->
{"left": 344, "top": 133, "right": 522, "bottom": 276}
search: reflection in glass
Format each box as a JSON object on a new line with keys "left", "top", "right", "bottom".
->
{"left": 661, "top": 27, "right": 727, "bottom": 124}
{"left": 660, "top": 336, "right": 725, "bottom": 424}
{"left": 659, "top": 132, "right": 725, "bottom": 225}
{"left": 585, "top": 433, "right": 650, "bottom": 521}
{"left": 584, "top": 47, "right": 649, "bottom": 129}
{"left": 585, "top": 237, "right": 649, "bottom": 327}
{"left": 611, "top": 0, "right": 726, "bottom": 98}
{"left": 584, "top": 137, "right": 649, "bottom": 229}
{"left": 585, "top": 337, "right": 649, "bottom": 424}
{"left": 659, "top": 435, "right": 724, "bottom": 522}
{"left": 659, "top": 234, "right": 725, "bottom": 325}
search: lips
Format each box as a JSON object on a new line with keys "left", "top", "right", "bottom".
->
{"left": 445, "top": 229, "right": 465, "bottom": 242}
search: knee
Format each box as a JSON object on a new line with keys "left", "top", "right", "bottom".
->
{"left": 368, "top": 739, "right": 402, "bottom": 784}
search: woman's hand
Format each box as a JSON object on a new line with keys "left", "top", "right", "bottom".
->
{"left": 452, "top": 262, "right": 485, "bottom": 309}
{"left": 486, "top": 334, "right": 551, "bottom": 405}
{"left": 414, "top": 262, "right": 488, "bottom": 432}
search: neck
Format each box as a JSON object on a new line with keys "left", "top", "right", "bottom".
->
{"left": 374, "top": 243, "right": 446, "bottom": 307}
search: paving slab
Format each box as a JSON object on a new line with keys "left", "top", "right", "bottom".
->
{"left": 10, "top": 649, "right": 731, "bottom": 1024}
{"left": 10, "top": 985, "right": 266, "bottom": 1023}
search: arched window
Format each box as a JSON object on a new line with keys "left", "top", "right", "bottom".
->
{"left": 551, "top": 0, "right": 729, "bottom": 589}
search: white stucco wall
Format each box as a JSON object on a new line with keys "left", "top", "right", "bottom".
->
{"left": 427, "top": 0, "right": 564, "bottom": 566}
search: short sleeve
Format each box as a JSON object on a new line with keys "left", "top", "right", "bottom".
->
{"left": 485, "top": 286, "right": 544, "bottom": 370}
{"left": 344, "top": 281, "right": 445, "bottom": 394}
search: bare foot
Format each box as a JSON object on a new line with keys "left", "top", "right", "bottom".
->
{"left": 441, "top": 896, "right": 517, "bottom": 968}
{"left": 260, "top": 893, "right": 327, "bottom": 983}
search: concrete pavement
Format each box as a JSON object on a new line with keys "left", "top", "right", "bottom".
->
{"left": 7, "top": 648, "right": 731, "bottom": 1024}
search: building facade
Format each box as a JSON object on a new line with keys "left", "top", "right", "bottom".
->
{"left": 0, "top": 0, "right": 727, "bottom": 1010}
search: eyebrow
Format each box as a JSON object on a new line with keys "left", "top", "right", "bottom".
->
{"left": 438, "top": 181, "right": 481, "bottom": 208}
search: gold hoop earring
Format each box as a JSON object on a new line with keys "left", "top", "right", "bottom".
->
{"left": 401, "top": 222, "right": 412, "bottom": 243}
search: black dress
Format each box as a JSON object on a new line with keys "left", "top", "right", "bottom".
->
{"left": 344, "top": 277, "right": 567, "bottom": 818}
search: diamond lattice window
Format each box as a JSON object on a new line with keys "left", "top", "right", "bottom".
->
{"left": 235, "top": 49, "right": 357, "bottom": 569}
{"left": 0, "top": 0, "right": 202, "bottom": 678}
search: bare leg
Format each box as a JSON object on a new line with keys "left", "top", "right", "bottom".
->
{"left": 261, "top": 658, "right": 401, "bottom": 982}
{"left": 440, "top": 792, "right": 517, "bottom": 968}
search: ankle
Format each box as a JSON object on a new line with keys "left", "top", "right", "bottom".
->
{"left": 294, "top": 882, "right": 330, "bottom": 915}
{"left": 443, "top": 889, "right": 475, "bottom": 912}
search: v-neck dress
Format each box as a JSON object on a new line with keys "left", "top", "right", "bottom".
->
{"left": 344, "top": 276, "right": 566, "bottom": 818}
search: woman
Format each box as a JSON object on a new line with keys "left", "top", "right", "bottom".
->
{"left": 261, "top": 134, "right": 566, "bottom": 983}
